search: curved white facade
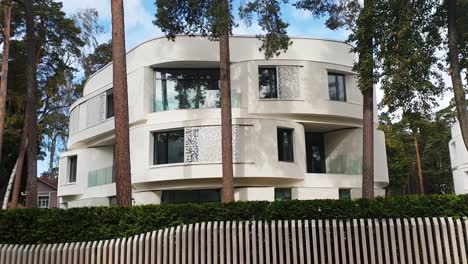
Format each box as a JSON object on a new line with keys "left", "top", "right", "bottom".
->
{"left": 449, "top": 121, "right": 468, "bottom": 194}
{"left": 58, "top": 36, "right": 389, "bottom": 207}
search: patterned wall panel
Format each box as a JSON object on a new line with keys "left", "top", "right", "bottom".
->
{"left": 278, "top": 66, "right": 301, "bottom": 100}
{"left": 86, "top": 93, "right": 106, "bottom": 128}
{"left": 69, "top": 105, "right": 80, "bottom": 135}
{"left": 184, "top": 127, "right": 200, "bottom": 163}
{"left": 184, "top": 125, "right": 252, "bottom": 164}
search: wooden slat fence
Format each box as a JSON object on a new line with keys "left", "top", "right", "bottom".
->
{"left": 1, "top": 217, "right": 467, "bottom": 264}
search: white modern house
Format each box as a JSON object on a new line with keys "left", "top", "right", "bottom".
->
{"left": 449, "top": 121, "right": 468, "bottom": 194}
{"left": 58, "top": 36, "right": 389, "bottom": 208}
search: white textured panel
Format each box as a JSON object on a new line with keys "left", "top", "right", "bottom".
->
{"left": 185, "top": 125, "right": 253, "bottom": 163}
{"left": 278, "top": 66, "right": 301, "bottom": 100}
{"left": 69, "top": 105, "right": 80, "bottom": 135}
{"left": 86, "top": 93, "right": 106, "bottom": 128}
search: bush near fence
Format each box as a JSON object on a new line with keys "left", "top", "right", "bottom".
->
{"left": 0, "top": 194, "right": 466, "bottom": 244}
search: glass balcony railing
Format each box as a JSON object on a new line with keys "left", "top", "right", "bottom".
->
{"left": 326, "top": 155, "right": 362, "bottom": 174}
{"left": 153, "top": 69, "right": 241, "bottom": 112}
{"left": 88, "top": 166, "right": 115, "bottom": 187}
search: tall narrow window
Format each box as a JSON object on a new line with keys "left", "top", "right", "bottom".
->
{"left": 259, "top": 67, "right": 278, "bottom": 99}
{"left": 106, "top": 89, "right": 114, "bottom": 118}
{"left": 328, "top": 73, "right": 346, "bottom": 101}
{"left": 277, "top": 128, "right": 294, "bottom": 162}
{"left": 68, "top": 156, "right": 77, "bottom": 183}
{"left": 154, "top": 130, "right": 185, "bottom": 165}
{"left": 305, "top": 132, "right": 326, "bottom": 173}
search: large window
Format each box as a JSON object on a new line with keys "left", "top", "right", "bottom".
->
{"left": 305, "top": 132, "right": 326, "bottom": 173}
{"left": 153, "top": 130, "right": 185, "bottom": 165}
{"left": 277, "top": 128, "right": 294, "bottom": 162}
{"left": 68, "top": 156, "right": 77, "bottom": 183}
{"left": 154, "top": 69, "right": 220, "bottom": 111}
{"left": 106, "top": 89, "right": 114, "bottom": 118}
{"left": 259, "top": 67, "right": 278, "bottom": 99}
{"left": 328, "top": 73, "right": 346, "bottom": 101}
{"left": 38, "top": 196, "right": 49, "bottom": 208}
{"left": 161, "top": 189, "right": 221, "bottom": 204}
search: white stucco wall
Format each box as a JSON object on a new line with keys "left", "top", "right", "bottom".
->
{"left": 58, "top": 36, "right": 390, "bottom": 206}
{"left": 449, "top": 121, "right": 468, "bottom": 194}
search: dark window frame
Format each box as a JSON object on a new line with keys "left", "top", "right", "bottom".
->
{"left": 161, "top": 189, "right": 221, "bottom": 204}
{"left": 275, "top": 188, "right": 292, "bottom": 201}
{"left": 68, "top": 155, "right": 77, "bottom": 183}
{"left": 106, "top": 89, "right": 114, "bottom": 119}
{"left": 339, "top": 189, "right": 351, "bottom": 200}
{"left": 328, "top": 72, "right": 347, "bottom": 102}
{"left": 305, "top": 132, "right": 326, "bottom": 173}
{"left": 277, "top": 127, "right": 294, "bottom": 162}
{"left": 155, "top": 68, "right": 221, "bottom": 111}
{"left": 258, "top": 66, "right": 278, "bottom": 99}
{"left": 153, "top": 129, "right": 185, "bottom": 165}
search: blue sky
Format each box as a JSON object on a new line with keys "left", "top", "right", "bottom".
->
{"left": 39, "top": 0, "right": 453, "bottom": 175}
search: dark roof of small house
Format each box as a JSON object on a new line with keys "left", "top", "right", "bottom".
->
{"left": 38, "top": 176, "right": 58, "bottom": 190}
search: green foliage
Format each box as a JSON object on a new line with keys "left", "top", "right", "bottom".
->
{"left": 379, "top": 109, "right": 454, "bottom": 195}
{"left": 154, "top": 0, "right": 291, "bottom": 59}
{"left": 0, "top": 195, "right": 466, "bottom": 244}
{"left": 238, "top": 0, "right": 292, "bottom": 59}
{"left": 377, "top": 0, "right": 445, "bottom": 115}
{"left": 82, "top": 41, "right": 112, "bottom": 79}
{"left": 154, "top": 0, "right": 234, "bottom": 40}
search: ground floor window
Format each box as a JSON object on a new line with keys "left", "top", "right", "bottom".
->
{"left": 161, "top": 189, "right": 221, "bottom": 204}
{"left": 339, "top": 189, "right": 351, "bottom": 200}
{"left": 275, "top": 188, "right": 292, "bottom": 201}
{"left": 38, "top": 196, "right": 49, "bottom": 208}
{"left": 305, "top": 132, "right": 326, "bottom": 173}
{"left": 109, "top": 196, "right": 118, "bottom": 206}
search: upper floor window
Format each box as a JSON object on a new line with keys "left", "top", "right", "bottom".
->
{"left": 259, "top": 67, "right": 278, "bottom": 99}
{"left": 106, "top": 89, "right": 114, "bottom": 118}
{"left": 68, "top": 156, "right": 77, "bottom": 183}
{"left": 328, "top": 73, "right": 346, "bottom": 101}
{"left": 277, "top": 128, "right": 294, "bottom": 162}
{"left": 153, "top": 130, "right": 184, "bottom": 165}
{"left": 154, "top": 69, "right": 220, "bottom": 112}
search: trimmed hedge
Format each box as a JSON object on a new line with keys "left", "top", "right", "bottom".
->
{"left": 0, "top": 194, "right": 467, "bottom": 244}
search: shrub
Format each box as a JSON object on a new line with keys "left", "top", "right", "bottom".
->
{"left": 0, "top": 194, "right": 466, "bottom": 244}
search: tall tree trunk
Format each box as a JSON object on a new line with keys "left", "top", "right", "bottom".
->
{"left": 362, "top": 86, "right": 374, "bottom": 198}
{"left": 10, "top": 131, "right": 27, "bottom": 208}
{"left": 447, "top": 0, "right": 468, "bottom": 151}
{"left": 360, "top": 0, "right": 375, "bottom": 198}
{"left": 49, "top": 133, "right": 57, "bottom": 175}
{"left": 111, "top": 0, "right": 132, "bottom": 206}
{"left": 0, "top": 3, "right": 12, "bottom": 163}
{"left": 219, "top": 0, "right": 234, "bottom": 203}
{"left": 412, "top": 131, "right": 424, "bottom": 194}
{"left": 24, "top": 0, "right": 38, "bottom": 208}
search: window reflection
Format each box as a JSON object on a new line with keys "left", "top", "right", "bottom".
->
{"left": 155, "top": 69, "right": 221, "bottom": 111}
